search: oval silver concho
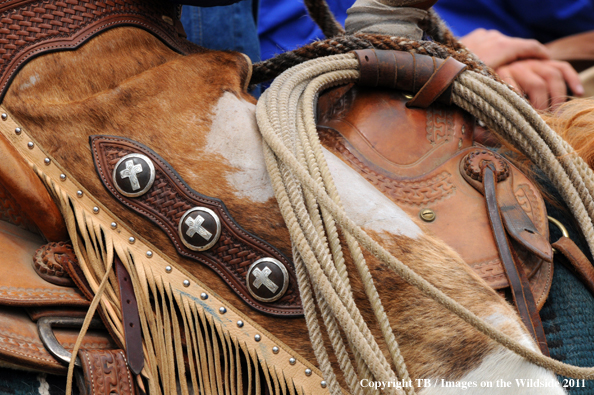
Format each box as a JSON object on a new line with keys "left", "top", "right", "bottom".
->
{"left": 178, "top": 207, "right": 222, "bottom": 252}
{"left": 112, "top": 153, "right": 156, "bottom": 198}
{"left": 246, "top": 257, "right": 289, "bottom": 303}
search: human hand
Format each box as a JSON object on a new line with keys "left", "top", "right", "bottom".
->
{"left": 460, "top": 28, "right": 550, "bottom": 69}
{"left": 496, "top": 60, "right": 584, "bottom": 110}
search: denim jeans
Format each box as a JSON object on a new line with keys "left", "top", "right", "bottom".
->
{"left": 181, "top": 2, "right": 260, "bottom": 96}
{"left": 181, "top": 2, "right": 260, "bottom": 64}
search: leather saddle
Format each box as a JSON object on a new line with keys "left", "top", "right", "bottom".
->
{"left": 315, "top": 49, "right": 557, "bottom": 354}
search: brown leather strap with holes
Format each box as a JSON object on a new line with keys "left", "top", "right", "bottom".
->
{"left": 483, "top": 165, "right": 549, "bottom": 356}
{"left": 115, "top": 256, "right": 143, "bottom": 376}
{"left": 77, "top": 349, "right": 137, "bottom": 395}
{"left": 352, "top": 49, "right": 466, "bottom": 105}
{"left": 553, "top": 237, "right": 594, "bottom": 295}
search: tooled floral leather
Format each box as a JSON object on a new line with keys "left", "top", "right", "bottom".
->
{"left": 33, "top": 241, "right": 76, "bottom": 287}
{"left": 0, "top": 0, "right": 198, "bottom": 102}
{"left": 317, "top": 85, "right": 553, "bottom": 309}
{"left": 78, "top": 349, "right": 136, "bottom": 395}
{"left": 90, "top": 135, "right": 303, "bottom": 317}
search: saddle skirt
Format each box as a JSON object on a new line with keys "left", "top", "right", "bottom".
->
{"left": 317, "top": 83, "right": 553, "bottom": 308}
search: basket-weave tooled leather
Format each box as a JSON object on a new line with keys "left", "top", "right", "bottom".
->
{"left": 90, "top": 135, "right": 303, "bottom": 317}
{"left": 0, "top": 0, "right": 198, "bottom": 102}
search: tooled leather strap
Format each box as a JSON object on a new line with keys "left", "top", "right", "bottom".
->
{"left": 0, "top": 0, "right": 194, "bottom": 103}
{"left": 77, "top": 349, "right": 137, "bottom": 395}
{"left": 483, "top": 164, "right": 550, "bottom": 356}
{"left": 90, "top": 135, "right": 303, "bottom": 317}
{"left": 352, "top": 49, "right": 466, "bottom": 106}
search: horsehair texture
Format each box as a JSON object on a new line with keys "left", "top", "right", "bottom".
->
{"left": 255, "top": 46, "right": 594, "bottom": 386}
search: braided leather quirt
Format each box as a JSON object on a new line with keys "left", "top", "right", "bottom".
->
{"left": 0, "top": 0, "right": 197, "bottom": 102}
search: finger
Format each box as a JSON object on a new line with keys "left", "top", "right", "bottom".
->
{"left": 550, "top": 60, "right": 584, "bottom": 96}
{"left": 496, "top": 66, "right": 520, "bottom": 90}
{"left": 508, "top": 37, "right": 550, "bottom": 62}
{"left": 513, "top": 69, "right": 549, "bottom": 110}
{"left": 532, "top": 63, "right": 567, "bottom": 109}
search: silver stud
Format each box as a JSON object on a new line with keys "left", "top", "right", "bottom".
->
{"left": 44, "top": 158, "right": 50, "bottom": 165}
{"left": 110, "top": 222, "right": 117, "bottom": 229}
{"left": 76, "top": 190, "right": 83, "bottom": 198}
{"left": 254, "top": 334, "right": 261, "bottom": 342}
{"left": 305, "top": 369, "right": 312, "bottom": 377}
{"left": 165, "top": 266, "right": 172, "bottom": 273}
{"left": 93, "top": 207, "right": 99, "bottom": 214}
{"left": 237, "top": 320, "right": 244, "bottom": 328}
{"left": 146, "top": 251, "right": 153, "bottom": 258}
{"left": 183, "top": 279, "right": 190, "bottom": 287}
{"left": 59, "top": 174, "right": 66, "bottom": 181}
{"left": 321, "top": 381, "right": 327, "bottom": 388}
{"left": 14, "top": 127, "right": 21, "bottom": 135}
{"left": 219, "top": 307, "right": 227, "bottom": 314}
{"left": 200, "top": 292, "right": 208, "bottom": 300}
{"left": 1, "top": 113, "right": 7, "bottom": 120}
{"left": 128, "top": 237, "right": 135, "bottom": 244}
{"left": 289, "top": 358, "right": 296, "bottom": 365}
{"left": 27, "top": 142, "right": 34, "bottom": 149}
{"left": 272, "top": 346, "right": 279, "bottom": 354}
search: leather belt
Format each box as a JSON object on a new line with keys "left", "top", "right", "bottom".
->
{"left": 90, "top": 135, "right": 303, "bottom": 317}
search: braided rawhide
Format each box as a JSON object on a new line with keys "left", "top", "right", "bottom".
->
{"left": 251, "top": 33, "right": 502, "bottom": 85}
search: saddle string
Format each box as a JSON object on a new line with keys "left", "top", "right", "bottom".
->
{"left": 256, "top": 52, "right": 594, "bottom": 383}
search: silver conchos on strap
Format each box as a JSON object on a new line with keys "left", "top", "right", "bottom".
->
{"left": 113, "top": 153, "right": 155, "bottom": 198}
{"left": 179, "top": 207, "right": 222, "bottom": 251}
{"left": 247, "top": 258, "right": 289, "bottom": 303}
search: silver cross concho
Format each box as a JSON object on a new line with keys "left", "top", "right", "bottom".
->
{"left": 178, "top": 207, "right": 222, "bottom": 251}
{"left": 120, "top": 160, "right": 143, "bottom": 191}
{"left": 185, "top": 214, "right": 213, "bottom": 241}
{"left": 252, "top": 266, "right": 279, "bottom": 293}
{"left": 246, "top": 257, "right": 289, "bottom": 303}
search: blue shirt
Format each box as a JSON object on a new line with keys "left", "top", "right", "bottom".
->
{"left": 433, "top": 0, "right": 594, "bottom": 43}
{"left": 258, "top": 0, "right": 354, "bottom": 60}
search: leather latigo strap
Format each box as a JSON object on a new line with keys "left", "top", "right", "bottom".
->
{"left": 77, "top": 350, "right": 137, "bottom": 395}
{"left": 90, "top": 135, "right": 303, "bottom": 317}
{"left": 0, "top": 0, "right": 196, "bottom": 103}
{"left": 480, "top": 162, "right": 549, "bottom": 356}
{"left": 553, "top": 236, "right": 594, "bottom": 295}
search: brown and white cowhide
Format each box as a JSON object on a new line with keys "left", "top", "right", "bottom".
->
{"left": 1, "top": 26, "right": 565, "bottom": 394}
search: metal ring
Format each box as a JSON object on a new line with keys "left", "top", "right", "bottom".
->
{"left": 548, "top": 216, "right": 569, "bottom": 238}
{"left": 37, "top": 317, "right": 104, "bottom": 367}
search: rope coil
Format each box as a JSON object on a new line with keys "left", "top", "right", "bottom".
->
{"left": 255, "top": 50, "right": 594, "bottom": 388}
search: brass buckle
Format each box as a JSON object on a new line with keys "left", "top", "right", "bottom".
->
{"left": 37, "top": 317, "right": 104, "bottom": 367}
